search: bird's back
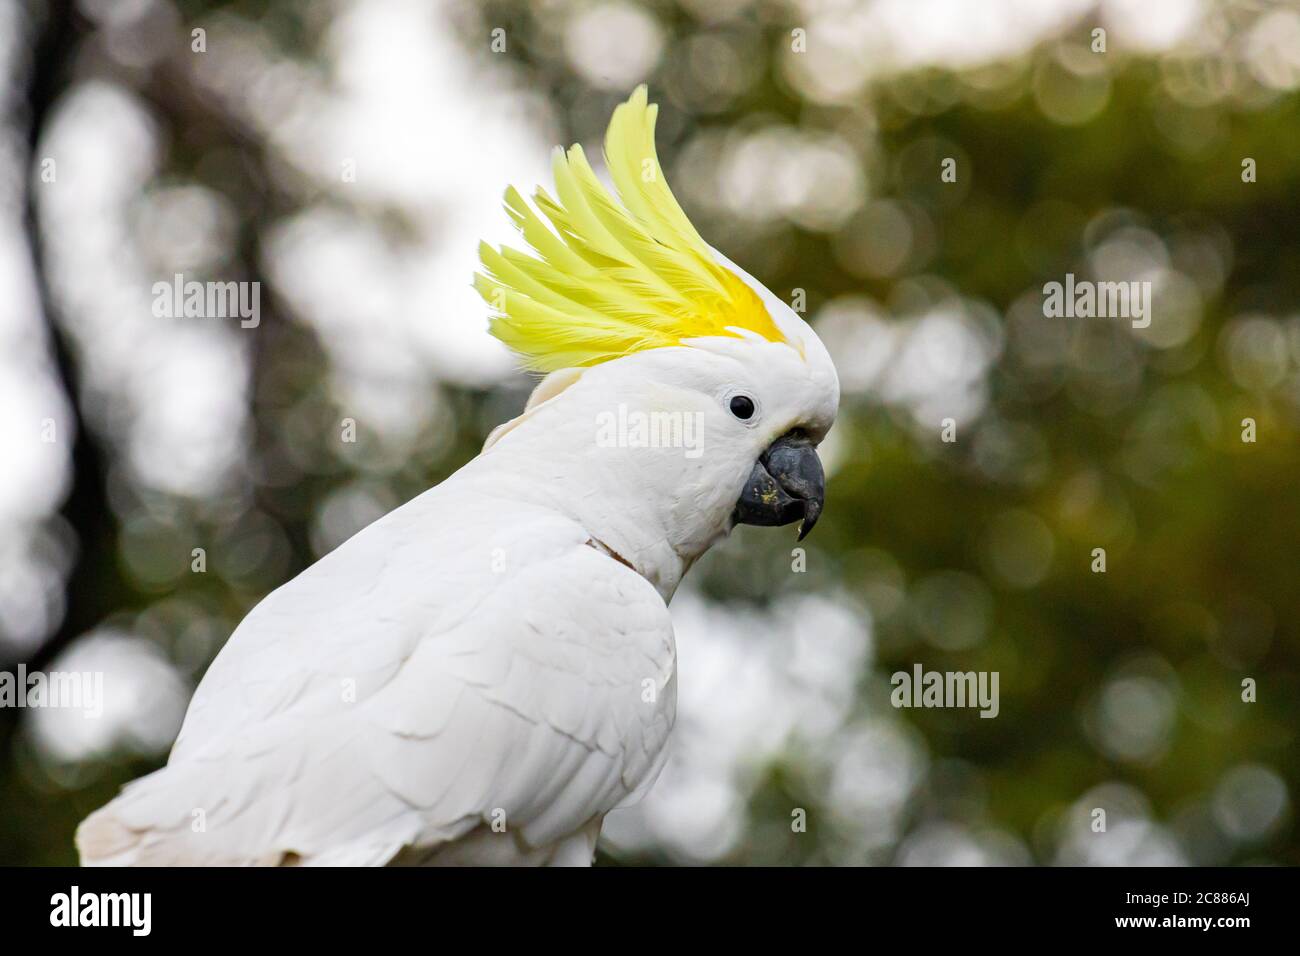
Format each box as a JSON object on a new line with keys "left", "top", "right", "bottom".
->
{"left": 77, "top": 460, "right": 677, "bottom": 866}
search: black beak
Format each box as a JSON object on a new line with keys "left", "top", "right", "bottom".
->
{"left": 731, "top": 430, "right": 826, "bottom": 541}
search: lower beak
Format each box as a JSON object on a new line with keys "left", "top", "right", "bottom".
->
{"left": 731, "top": 430, "right": 826, "bottom": 540}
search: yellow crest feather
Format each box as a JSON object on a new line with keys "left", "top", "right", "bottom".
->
{"left": 476, "top": 85, "right": 787, "bottom": 373}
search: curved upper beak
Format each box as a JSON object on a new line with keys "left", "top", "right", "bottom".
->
{"left": 731, "top": 430, "right": 825, "bottom": 540}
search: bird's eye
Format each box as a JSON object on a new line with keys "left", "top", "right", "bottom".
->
{"left": 729, "top": 395, "right": 756, "bottom": 420}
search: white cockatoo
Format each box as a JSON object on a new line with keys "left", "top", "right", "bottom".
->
{"left": 77, "top": 87, "right": 839, "bottom": 866}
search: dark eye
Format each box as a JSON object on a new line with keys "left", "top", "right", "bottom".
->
{"left": 729, "top": 395, "right": 756, "bottom": 420}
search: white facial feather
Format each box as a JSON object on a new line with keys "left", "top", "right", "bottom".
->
{"left": 482, "top": 263, "right": 839, "bottom": 599}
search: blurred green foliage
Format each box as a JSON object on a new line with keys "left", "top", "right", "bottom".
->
{"left": 2, "top": 0, "right": 1297, "bottom": 865}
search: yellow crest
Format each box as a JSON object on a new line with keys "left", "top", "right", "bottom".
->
{"left": 475, "top": 86, "right": 787, "bottom": 373}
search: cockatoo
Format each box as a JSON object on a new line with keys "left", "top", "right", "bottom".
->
{"left": 77, "top": 86, "right": 839, "bottom": 866}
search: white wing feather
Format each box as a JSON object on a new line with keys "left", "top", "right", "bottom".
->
{"left": 77, "top": 473, "right": 676, "bottom": 866}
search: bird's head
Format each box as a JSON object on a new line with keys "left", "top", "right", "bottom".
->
{"left": 475, "top": 87, "right": 839, "bottom": 594}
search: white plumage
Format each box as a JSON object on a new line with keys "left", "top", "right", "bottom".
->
{"left": 79, "top": 445, "right": 677, "bottom": 866}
